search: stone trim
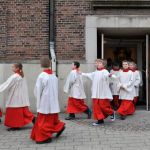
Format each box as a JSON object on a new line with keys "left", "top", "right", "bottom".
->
{"left": 85, "top": 15, "right": 150, "bottom": 64}
{"left": 57, "top": 60, "right": 87, "bottom": 64}
{"left": 0, "top": 60, "right": 40, "bottom": 64}
{"left": 92, "top": 1, "right": 150, "bottom": 9}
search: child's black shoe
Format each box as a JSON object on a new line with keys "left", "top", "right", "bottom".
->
{"left": 92, "top": 120, "right": 104, "bottom": 126}
{"left": 56, "top": 126, "right": 65, "bottom": 138}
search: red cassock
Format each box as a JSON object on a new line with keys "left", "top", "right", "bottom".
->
{"left": 66, "top": 97, "right": 88, "bottom": 113}
{"left": 5, "top": 107, "right": 34, "bottom": 128}
{"left": 117, "top": 100, "right": 135, "bottom": 116}
{"left": 93, "top": 99, "right": 114, "bottom": 120}
{"left": 0, "top": 108, "right": 2, "bottom": 117}
{"left": 31, "top": 113, "right": 65, "bottom": 142}
{"left": 111, "top": 95, "right": 121, "bottom": 109}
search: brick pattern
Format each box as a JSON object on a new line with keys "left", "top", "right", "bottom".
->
{"left": 0, "top": 0, "right": 49, "bottom": 62}
{"left": 55, "top": 0, "right": 92, "bottom": 60}
{"left": 0, "top": 0, "right": 7, "bottom": 59}
{"left": 55, "top": 0, "right": 150, "bottom": 60}
{"left": 1, "top": 0, "right": 150, "bottom": 61}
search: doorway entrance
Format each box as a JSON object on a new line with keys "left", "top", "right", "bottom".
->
{"left": 97, "top": 29, "right": 150, "bottom": 109}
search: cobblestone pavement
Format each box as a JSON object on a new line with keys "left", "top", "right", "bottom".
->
{"left": 0, "top": 110, "right": 150, "bottom": 150}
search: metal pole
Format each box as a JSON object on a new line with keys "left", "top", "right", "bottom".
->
{"left": 49, "top": 0, "right": 56, "bottom": 74}
{"left": 101, "top": 33, "right": 104, "bottom": 59}
{"left": 146, "top": 34, "right": 149, "bottom": 111}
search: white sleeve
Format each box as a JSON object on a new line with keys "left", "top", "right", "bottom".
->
{"left": 134, "top": 72, "right": 141, "bottom": 87}
{"left": 34, "top": 77, "right": 44, "bottom": 109}
{"left": 109, "top": 70, "right": 114, "bottom": 83}
{"left": 103, "top": 70, "right": 109, "bottom": 77}
{"left": 139, "top": 71, "right": 143, "bottom": 86}
{"left": 82, "top": 72, "right": 95, "bottom": 81}
{"left": 0, "top": 75, "right": 16, "bottom": 92}
{"left": 103, "top": 70, "right": 117, "bottom": 81}
{"left": 63, "top": 72, "right": 77, "bottom": 93}
{"left": 116, "top": 72, "right": 123, "bottom": 90}
{"left": 124, "top": 72, "right": 134, "bottom": 89}
{"left": 69, "top": 72, "right": 77, "bottom": 85}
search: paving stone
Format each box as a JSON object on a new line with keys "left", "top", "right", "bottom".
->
{"left": 0, "top": 111, "right": 150, "bottom": 150}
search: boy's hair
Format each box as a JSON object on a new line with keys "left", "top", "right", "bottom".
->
{"left": 14, "top": 63, "right": 24, "bottom": 78}
{"left": 73, "top": 61, "right": 80, "bottom": 68}
{"left": 95, "top": 59, "right": 107, "bottom": 67}
{"left": 40, "top": 57, "right": 51, "bottom": 68}
{"left": 128, "top": 61, "right": 136, "bottom": 66}
{"left": 112, "top": 62, "right": 120, "bottom": 67}
{"left": 122, "top": 60, "right": 129, "bottom": 64}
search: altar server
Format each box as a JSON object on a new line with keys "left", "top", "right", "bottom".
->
{"left": 129, "top": 62, "right": 142, "bottom": 105}
{"left": 110, "top": 62, "right": 121, "bottom": 110}
{"left": 117, "top": 60, "right": 135, "bottom": 120}
{"left": 31, "top": 57, "right": 65, "bottom": 144}
{"left": 82, "top": 59, "right": 116, "bottom": 126}
{"left": 0, "top": 63, "right": 35, "bottom": 131}
{"left": 64, "top": 61, "right": 91, "bottom": 120}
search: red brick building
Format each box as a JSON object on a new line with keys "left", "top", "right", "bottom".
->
{"left": 1, "top": 0, "right": 150, "bottom": 111}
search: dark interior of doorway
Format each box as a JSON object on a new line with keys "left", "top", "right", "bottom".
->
{"left": 97, "top": 33, "right": 146, "bottom": 106}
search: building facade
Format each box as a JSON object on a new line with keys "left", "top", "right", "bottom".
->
{"left": 0, "top": 0, "right": 150, "bottom": 112}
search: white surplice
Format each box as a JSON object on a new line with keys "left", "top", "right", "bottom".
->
{"left": 0, "top": 73, "right": 30, "bottom": 107}
{"left": 110, "top": 69, "right": 121, "bottom": 96}
{"left": 34, "top": 72, "right": 60, "bottom": 114}
{"left": 139, "top": 70, "right": 143, "bottom": 87}
{"left": 133, "top": 70, "right": 141, "bottom": 97}
{"left": 82, "top": 69, "right": 114, "bottom": 100}
{"left": 64, "top": 70, "right": 86, "bottom": 99}
{"left": 117, "top": 70, "right": 135, "bottom": 100}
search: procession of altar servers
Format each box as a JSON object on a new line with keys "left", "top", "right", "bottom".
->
{"left": 0, "top": 63, "right": 92, "bottom": 113}
{"left": 0, "top": 61, "right": 142, "bottom": 115}
{"left": 0, "top": 59, "right": 142, "bottom": 143}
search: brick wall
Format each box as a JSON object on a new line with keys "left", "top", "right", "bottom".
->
{"left": 0, "top": 0, "right": 7, "bottom": 59}
{"left": 1, "top": 0, "right": 150, "bottom": 62}
{"left": 55, "top": 0, "right": 150, "bottom": 61}
{"left": 0, "top": 0, "right": 49, "bottom": 62}
{"left": 1, "top": 0, "right": 92, "bottom": 62}
{"left": 55, "top": 0, "right": 92, "bottom": 60}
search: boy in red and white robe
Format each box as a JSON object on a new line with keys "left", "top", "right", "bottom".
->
{"left": 64, "top": 61, "right": 91, "bottom": 120}
{"left": 134, "top": 68, "right": 143, "bottom": 104}
{"left": 31, "top": 57, "right": 65, "bottom": 144}
{"left": 110, "top": 62, "right": 121, "bottom": 110}
{"left": 117, "top": 60, "right": 135, "bottom": 120}
{"left": 82, "top": 59, "right": 116, "bottom": 126}
{"left": 129, "top": 62, "right": 141, "bottom": 105}
{"left": 0, "top": 63, "right": 35, "bottom": 130}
